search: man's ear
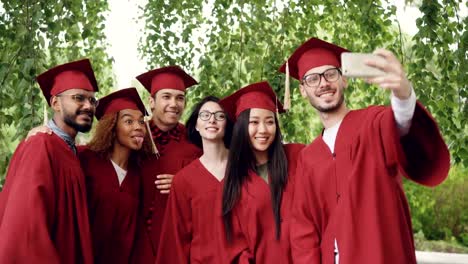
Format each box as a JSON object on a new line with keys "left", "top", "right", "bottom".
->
{"left": 299, "top": 84, "right": 308, "bottom": 98}
{"left": 342, "top": 76, "right": 348, "bottom": 89}
{"left": 51, "top": 96, "right": 61, "bottom": 112}
{"left": 149, "top": 95, "right": 156, "bottom": 111}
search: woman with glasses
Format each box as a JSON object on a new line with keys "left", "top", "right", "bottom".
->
{"left": 79, "top": 88, "right": 155, "bottom": 264}
{"left": 219, "top": 81, "right": 304, "bottom": 263}
{"left": 155, "top": 96, "right": 234, "bottom": 263}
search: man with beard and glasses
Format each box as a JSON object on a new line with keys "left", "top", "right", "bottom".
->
{"left": 0, "top": 59, "right": 98, "bottom": 264}
{"left": 278, "top": 38, "right": 450, "bottom": 264}
{"left": 130, "top": 66, "right": 202, "bottom": 263}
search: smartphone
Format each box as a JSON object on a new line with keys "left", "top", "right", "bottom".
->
{"left": 341, "top": 52, "right": 386, "bottom": 78}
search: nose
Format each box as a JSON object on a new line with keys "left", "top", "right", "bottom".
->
{"left": 318, "top": 74, "right": 330, "bottom": 89}
{"left": 168, "top": 97, "right": 178, "bottom": 108}
{"left": 208, "top": 114, "right": 217, "bottom": 123}
{"left": 257, "top": 122, "right": 267, "bottom": 133}
{"left": 134, "top": 121, "right": 144, "bottom": 130}
{"left": 81, "top": 98, "right": 94, "bottom": 110}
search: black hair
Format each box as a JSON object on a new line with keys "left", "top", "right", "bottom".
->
{"left": 222, "top": 109, "right": 288, "bottom": 241}
{"left": 186, "top": 95, "right": 233, "bottom": 149}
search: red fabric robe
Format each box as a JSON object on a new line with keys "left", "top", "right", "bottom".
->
{"left": 131, "top": 123, "right": 202, "bottom": 263}
{"left": 0, "top": 133, "right": 93, "bottom": 264}
{"left": 155, "top": 158, "right": 225, "bottom": 263}
{"left": 78, "top": 147, "right": 140, "bottom": 264}
{"left": 291, "top": 103, "right": 450, "bottom": 264}
{"left": 222, "top": 143, "right": 305, "bottom": 264}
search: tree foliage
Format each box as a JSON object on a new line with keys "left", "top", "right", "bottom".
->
{"left": 405, "top": 165, "right": 468, "bottom": 247}
{"left": 0, "top": 0, "right": 115, "bottom": 179}
{"left": 138, "top": 0, "right": 466, "bottom": 166}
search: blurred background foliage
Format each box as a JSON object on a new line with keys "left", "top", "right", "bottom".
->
{"left": 0, "top": 0, "right": 115, "bottom": 186}
{"left": 0, "top": 0, "right": 466, "bottom": 250}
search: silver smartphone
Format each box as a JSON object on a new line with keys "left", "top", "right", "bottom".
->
{"left": 341, "top": 52, "right": 386, "bottom": 78}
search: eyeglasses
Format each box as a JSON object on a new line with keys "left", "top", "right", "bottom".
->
{"left": 198, "top": 111, "right": 226, "bottom": 121}
{"left": 302, "top": 68, "right": 342, "bottom": 87}
{"left": 56, "top": 94, "right": 99, "bottom": 107}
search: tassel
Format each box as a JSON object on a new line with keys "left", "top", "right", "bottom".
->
{"left": 43, "top": 104, "right": 48, "bottom": 125}
{"left": 144, "top": 114, "right": 159, "bottom": 157}
{"left": 284, "top": 61, "right": 291, "bottom": 111}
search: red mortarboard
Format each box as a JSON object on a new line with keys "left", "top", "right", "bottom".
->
{"left": 219, "top": 81, "right": 285, "bottom": 120}
{"left": 278, "top": 37, "right": 349, "bottom": 80}
{"left": 95, "top": 87, "right": 147, "bottom": 120}
{"left": 37, "top": 58, "right": 98, "bottom": 105}
{"left": 136, "top": 65, "right": 198, "bottom": 97}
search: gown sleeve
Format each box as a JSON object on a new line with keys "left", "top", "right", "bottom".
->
{"left": 155, "top": 171, "right": 193, "bottom": 264}
{"left": 289, "top": 153, "right": 321, "bottom": 264}
{"left": 0, "top": 137, "right": 60, "bottom": 263}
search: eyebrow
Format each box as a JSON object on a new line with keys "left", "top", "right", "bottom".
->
{"left": 160, "top": 92, "right": 185, "bottom": 97}
{"left": 120, "top": 113, "right": 144, "bottom": 119}
{"left": 249, "top": 115, "right": 274, "bottom": 119}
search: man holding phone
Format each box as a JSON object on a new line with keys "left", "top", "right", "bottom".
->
{"left": 280, "top": 37, "right": 450, "bottom": 263}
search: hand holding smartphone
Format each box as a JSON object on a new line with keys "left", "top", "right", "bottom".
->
{"left": 341, "top": 52, "right": 386, "bottom": 78}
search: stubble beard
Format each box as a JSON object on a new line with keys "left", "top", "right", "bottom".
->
{"left": 312, "top": 93, "right": 345, "bottom": 113}
{"left": 63, "top": 110, "right": 93, "bottom": 133}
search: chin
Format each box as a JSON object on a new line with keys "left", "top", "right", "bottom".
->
{"left": 165, "top": 118, "right": 180, "bottom": 125}
{"left": 313, "top": 100, "right": 343, "bottom": 113}
{"left": 253, "top": 146, "right": 269, "bottom": 152}
{"left": 129, "top": 144, "right": 142, "bottom": 151}
{"left": 76, "top": 124, "right": 93, "bottom": 133}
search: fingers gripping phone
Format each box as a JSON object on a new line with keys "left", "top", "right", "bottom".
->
{"left": 341, "top": 52, "right": 386, "bottom": 78}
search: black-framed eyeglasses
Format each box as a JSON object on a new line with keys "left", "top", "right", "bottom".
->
{"left": 198, "top": 111, "right": 226, "bottom": 121}
{"left": 302, "top": 68, "right": 342, "bottom": 87}
{"left": 56, "top": 94, "right": 99, "bottom": 107}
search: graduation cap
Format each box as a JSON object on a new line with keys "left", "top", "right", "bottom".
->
{"left": 37, "top": 58, "right": 99, "bottom": 106}
{"left": 279, "top": 37, "right": 349, "bottom": 81}
{"left": 95, "top": 87, "right": 147, "bottom": 120}
{"left": 219, "top": 81, "right": 285, "bottom": 121}
{"left": 136, "top": 65, "right": 198, "bottom": 97}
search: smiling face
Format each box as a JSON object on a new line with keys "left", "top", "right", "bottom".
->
{"left": 299, "top": 65, "right": 347, "bottom": 113}
{"left": 114, "top": 109, "right": 146, "bottom": 151}
{"left": 52, "top": 88, "right": 97, "bottom": 134}
{"left": 248, "top": 108, "right": 276, "bottom": 162}
{"left": 150, "top": 88, "right": 186, "bottom": 130}
{"left": 195, "top": 101, "right": 227, "bottom": 143}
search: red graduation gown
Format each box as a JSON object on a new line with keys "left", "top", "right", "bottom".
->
{"left": 78, "top": 148, "right": 140, "bottom": 264}
{"left": 222, "top": 143, "right": 305, "bottom": 264}
{"left": 155, "top": 159, "right": 225, "bottom": 264}
{"left": 131, "top": 123, "right": 202, "bottom": 263}
{"left": 0, "top": 133, "right": 93, "bottom": 264}
{"left": 291, "top": 103, "right": 450, "bottom": 264}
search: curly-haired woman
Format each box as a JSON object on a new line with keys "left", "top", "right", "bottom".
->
{"left": 79, "top": 87, "right": 154, "bottom": 264}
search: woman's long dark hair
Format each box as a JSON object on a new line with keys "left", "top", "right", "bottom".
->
{"left": 222, "top": 109, "right": 288, "bottom": 241}
{"left": 186, "top": 95, "right": 233, "bottom": 149}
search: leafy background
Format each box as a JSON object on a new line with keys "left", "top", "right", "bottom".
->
{"left": 0, "top": 0, "right": 466, "bottom": 251}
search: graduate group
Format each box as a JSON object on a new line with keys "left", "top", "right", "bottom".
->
{"left": 0, "top": 37, "right": 450, "bottom": 264}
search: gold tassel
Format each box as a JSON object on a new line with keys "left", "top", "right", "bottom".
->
{"left": 284, "top": 61, "right": 291, "bottom": 111}
{"left": 144, "top": 115, "right": 159, "bottom": 157}
{"left": 43, "top": 104, "right": 48, "bottom": 125}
